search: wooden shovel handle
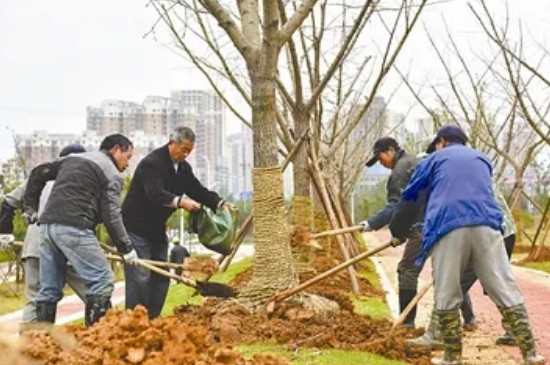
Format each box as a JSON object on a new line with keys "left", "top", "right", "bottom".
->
{"left": 135, "top": 259, "right": 198, "bottom": 288}
{"left": 390, "top": 279, "right": 434, "bottom": 333}
{"left": 105, "top": 254, "right": 185, "bottom": 270}
{"left": 311, "top": 225, "right": 362, "bottom": 239}
{"left": 268, "top": 240, "right": 392, "bottom": 304}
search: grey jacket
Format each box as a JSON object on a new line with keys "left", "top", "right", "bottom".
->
{"left": 367, "top": 150, "right": 419, "bottom": 230}
{"left": 24, "top": 150, "right": 132, "bottom": 253}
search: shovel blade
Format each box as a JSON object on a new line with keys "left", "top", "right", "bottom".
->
{"left": 196, "top": 281, "right": 236, "bottom": 298}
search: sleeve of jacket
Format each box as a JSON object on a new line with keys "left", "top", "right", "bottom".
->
{"left": 390, "top": 158, "right": 433, "bottom": 239}
{"left": 0, "top": 181, "right": 27, "bottom": 233}
{"left": 100, "top": 176, "right": 132, "bottom": 254}
{"left": 367, "top": 160, "right": 416, "bottom": 230}
{"left": 23, "top": 161, "right": 61, "bottom": 214}
{"left": 138, "top": 160, "right": 179, "bottom": 207}
{"left": 182, "top": 164, "right": 222, "bottom": 211}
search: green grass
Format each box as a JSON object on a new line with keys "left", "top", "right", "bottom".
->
{"left": 237, "top": 344, "right": 407, "bottom": 365}
{"left": 161, "top": 257, "right": 253, "bottom": 316}
{"left": 352, "top": 295, "right": 391, "bottom": 320}
{"left": 351, "top": 259, "right": 392, "bottom": 320}
{"left": 0, "top": 282, "right": 27, "bottom": 314}
{"left": 522, "top": 261, "right": 550, "bottom": 274}
{"left": 0, "top": 249, "right": 16, "bottom": 263}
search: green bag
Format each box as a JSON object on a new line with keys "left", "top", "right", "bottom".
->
{"left": 187, "top": 206, "right": 237, "bottom": 255}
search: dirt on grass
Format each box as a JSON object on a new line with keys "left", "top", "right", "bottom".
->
{"left": 21, "top": 306, "right": 289, "bottom": 365}
{"left": 172, "top": 252, "right": 431, "bottom": 365}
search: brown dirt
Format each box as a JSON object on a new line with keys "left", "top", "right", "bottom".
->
{"left": 173, "top": 253, "right": 431, "bottom": 365}
{"left": 183, "top": 257, "right": 219, "bottom": 280}
{"left": 21, "top": 306, "right": 289, "bottom": 365}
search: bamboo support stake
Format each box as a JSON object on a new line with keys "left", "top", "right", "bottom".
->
{"left": 308, "top": 142, "right": 360, "bottom": 294}
{"left": 267, "top": 241, "right": 391, "bottom": 308}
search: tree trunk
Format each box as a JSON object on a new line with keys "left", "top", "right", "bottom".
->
{"left": 239, "top": 71, "right": 298, "bottom": 301}
{"left": 291, "top": 110, "right": 312, "bottom": 227}
{"left": 510, "top": 178, "right": 524, "bottom": 244}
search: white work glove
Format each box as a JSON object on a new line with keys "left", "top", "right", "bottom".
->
{"left": 390, "top": 237, "right": 405, "bottom": 247}
{"left": 123, "top": 249, "right": 139, "bottom": 265}
{"left": 0, "top": 234, "right": 15, "bottom": 249}
{"left": 358, "top": 221, "right": 373, "bottom": 232}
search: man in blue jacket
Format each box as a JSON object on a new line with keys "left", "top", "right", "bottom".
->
{"left": 390, "top": 125, "right": 543, "bottom": 365}
{"left": 359, "top": 137, "right": 475, "bottom": 329}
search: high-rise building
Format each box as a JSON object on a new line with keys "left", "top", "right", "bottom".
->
{"left": 85, "top": 90, "right": 227, "bottom": 189}
{"left": 227, "top": 125, "right": 253, "bottom": 198}
{"left": 86, "top": 100, "right": 144, "bottom": 137}
{"left": 16, "top": 131, "right": 81, "bottom": 171}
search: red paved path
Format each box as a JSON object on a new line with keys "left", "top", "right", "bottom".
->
{"left": 372, "top": 230, "right": 550, "bottom": 363}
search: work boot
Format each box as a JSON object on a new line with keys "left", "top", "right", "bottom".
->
{"left": 36, "top": 302, "right": 57, "bottom": 332}
{"left": 407, "top": 310, "right": 444, "bottom": 349}
{"left": 399, "top": 288, "right": 418, "bottom": 328}
{"left": 495, "top": 331, "right": 517, "bottom": 346}
{"left": 499, "top": 304, "right": 545, "bottom": 365}
{"left": 462, "top": 318, "right": 477, "bottom": 332}
{"left": 85, "top": 294, "right": 112, "bottom": 327}
{"left": 431, "top": 310, "right": 463, "bottom": 365}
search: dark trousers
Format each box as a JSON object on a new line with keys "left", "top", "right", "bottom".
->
{"left": 124, "top": 232, "right": 169, "bottom": 319}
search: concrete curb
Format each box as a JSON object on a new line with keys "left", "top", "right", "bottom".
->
{"left": 370, "top": 256, "right": 399, "bottom": 319}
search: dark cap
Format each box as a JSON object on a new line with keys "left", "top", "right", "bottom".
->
{"left": 366, "top": 137, "right": 400, "bottom": 167}
{"left": 59, "top": 143, "right": 86, "bottom": 157}
{"left": 426, "top": 125, "right": 468, "bottom": 153}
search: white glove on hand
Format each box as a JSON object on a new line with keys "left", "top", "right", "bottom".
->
{"left": 358, "top": 221, "right": 373, "bottom": 232}
{"left": 123, "top": 249, "right": 139, "bottom": 265}
{"left": 0, "top": 234, "right": 15, "bottom": 249}
{"left": 390, "top": 237, "right": 405, "bottom": 247}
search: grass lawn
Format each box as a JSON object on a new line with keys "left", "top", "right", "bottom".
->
{"left": 238, "top": 344, "right": 407, "bottom": 365}
{"left": 522, "top": 261, "right": 550, "bottom": 274}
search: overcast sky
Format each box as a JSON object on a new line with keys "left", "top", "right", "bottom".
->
{"left": 0, "top": 0, "right": 548, "bottom": 162}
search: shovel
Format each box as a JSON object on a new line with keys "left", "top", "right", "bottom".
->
{"left": 100, "top": 242, "right": 236, "bottom": 298}
{"left": 266, "top": 240, "right": 392, "bottom": 311}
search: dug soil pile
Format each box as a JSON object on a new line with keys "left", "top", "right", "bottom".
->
{"left": 174, "top": 250, "right": 431, "bottom": 365}
{"left": 21, "top": 306, "right": 289, "bottom": 365}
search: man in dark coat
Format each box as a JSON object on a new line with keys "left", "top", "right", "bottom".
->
{"left": 169, "top": 237, "right": 189, "bottom": 276}
{"left": 122, "top": 125, "right": 232, "bottom": 318}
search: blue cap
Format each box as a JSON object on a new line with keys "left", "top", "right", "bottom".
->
{"left": 59, "top": 143, "right": 86, "bottom": 157}
{"left": 426, "top": 125, "right": 468, "bottom": 153}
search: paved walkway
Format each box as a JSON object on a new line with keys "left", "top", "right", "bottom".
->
{"left": 367, "top": 230, "right": 550, "bottom": 365}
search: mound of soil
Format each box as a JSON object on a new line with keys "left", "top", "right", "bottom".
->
{"left": 21, "top": 306, "right": 289, "bottom": 365}
{"left": 174, "top": 300, "right": 430, "bottom": 365}
{"left": 183, "top": 257, "right": 219, "bottom": 279}
{"left": 174, "top": 255, "right": 431, "bottom": 365}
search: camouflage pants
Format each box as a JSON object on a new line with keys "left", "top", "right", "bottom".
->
{"left": 431, "top": 226, "right": 523, "bottom": 311}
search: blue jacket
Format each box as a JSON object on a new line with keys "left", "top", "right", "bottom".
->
{"left": 395, "top": 144, "right": 503, "bottom": 265}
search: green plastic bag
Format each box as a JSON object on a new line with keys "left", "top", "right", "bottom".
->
{"left": 187, "top": 206, "right": 237, "bottom": 255}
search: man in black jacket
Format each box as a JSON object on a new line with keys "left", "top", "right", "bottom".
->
{"left": 23, "top": 134, "right": 136, "bottom": 327}
{"left": 122, "top": 125, "right": 231, "bottom": 318}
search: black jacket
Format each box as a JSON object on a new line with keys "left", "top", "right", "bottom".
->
{"left": 367, "top": 150, "right": 419, "bottom": 230}
{"left": 122, "top": 145, "right": 222, "bottom": 243}
{"left": 23, "top": 151, "right": 132, "bottom": 253}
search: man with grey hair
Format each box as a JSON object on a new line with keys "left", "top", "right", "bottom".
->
{"left": 122, "top": 125, "right": 233, "bottom": 318}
